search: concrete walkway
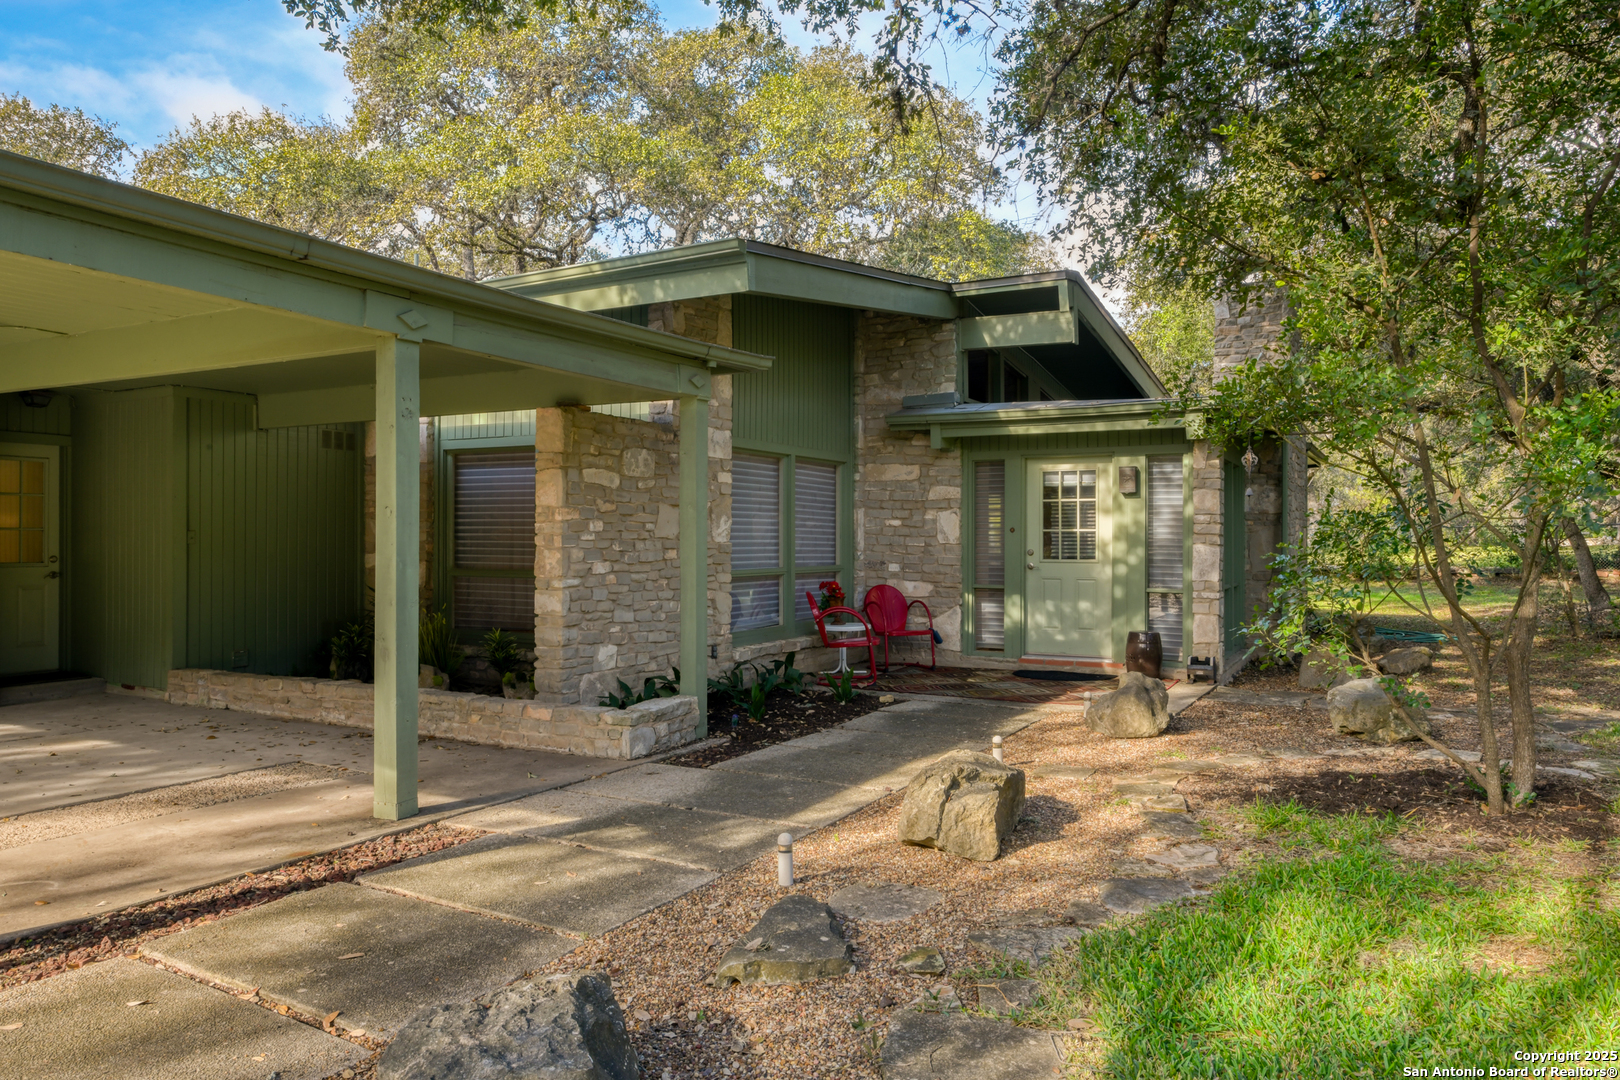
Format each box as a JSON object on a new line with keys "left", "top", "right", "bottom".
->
{"left": 1, "top": 693, "right": 641, "bottom": 941}
{"left": 0, "top": 695, "right": 1040, "bottom": 1080}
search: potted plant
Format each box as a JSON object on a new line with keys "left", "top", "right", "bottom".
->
{"left": 818, "top": 579, "right": 846, "bottom": 622}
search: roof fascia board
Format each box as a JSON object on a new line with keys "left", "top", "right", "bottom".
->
{"left": 887, "top": 400, "right": 1185, "bottom": 436}
{"left": 958, "top": 310, "right": 1077, "bottom": 350}
{"left": 746, "top": 255, "right": 956, "bottom": 319}
{"left": 0, "top": 155, "right": 769, "bottom": 378}
{"left": 1068, "top": 278, "right": 1168, "bottom": 396}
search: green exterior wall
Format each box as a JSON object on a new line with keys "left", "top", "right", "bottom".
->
{"left": 71, "top": 388, "right": 180, "bottom": 689}
{"left": 730, "top": 295, "right": 856, "bottom": 644}
{"left": 68, "top": 387, "right": 364, "bottom": 689}
{"left": 185, "top": 395, "right": 365, "bottom": 676}
{"left": 959, "top": 428, "right": 1193, "bottom": 664}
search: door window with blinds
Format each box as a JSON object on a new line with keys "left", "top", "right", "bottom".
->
{"left": 972, "top": 460, "right": 1006, "bottom": 650}
{"left": 1146, "top": 456, "right": 1186, "bottom": 659}
{"left": 731, "top": 452, "right": 843, "bottom": 637}
{"left": 449, "top": 450, "right": 537, "bottom": 631}
{"left": 1041, "top": 469, "right": 1098, "bottom": 561}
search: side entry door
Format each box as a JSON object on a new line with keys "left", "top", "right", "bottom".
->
{"left": 0, "top": 444, "right": 60, "bottom": 675}
{"left": 1024, "top": 461, "right": 1111, "bottom": 657}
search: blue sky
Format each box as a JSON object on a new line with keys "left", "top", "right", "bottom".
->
{"left": 0, "top": 0, "right": 1080, "bottom": 280}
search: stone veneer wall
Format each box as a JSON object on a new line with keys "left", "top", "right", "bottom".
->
{"left": 166, "top": 669, "right": 698, "bottom": 759}
{"left": 852, "top": 312, "right": 966, "bottom": 662}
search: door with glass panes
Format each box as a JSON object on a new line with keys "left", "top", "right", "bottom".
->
{"left": 0, "top": 444, "right": 60, "bottom": 674}
{"left": 1024, "top": 461, "right": 1111, "bottom": 657}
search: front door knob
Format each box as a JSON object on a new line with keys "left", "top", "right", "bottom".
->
{"left": 1026, "top": 562, "right": 1035, "bottom": 570}
{"left": 44, "top": 570, "right": 60, "bottom": 579}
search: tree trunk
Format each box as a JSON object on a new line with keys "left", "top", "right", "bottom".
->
{"left": 1561, "top": 517, "right": 1613, "bottom": 628}
{"left": 1507, "top": 529, "right": 1545, "bottom": 806}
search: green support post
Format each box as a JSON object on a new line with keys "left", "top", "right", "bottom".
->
{"left": 678, "top": 393, "right": 709, "bottom": 736}
{"left": 374, "top": 336, "right": 421, "bottom": 820}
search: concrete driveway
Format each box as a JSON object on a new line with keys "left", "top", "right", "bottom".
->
{"left": 0, "top": 690, "right": 636, "bottom": 941}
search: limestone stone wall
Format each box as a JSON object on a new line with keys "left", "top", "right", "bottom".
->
{"left": 852, "top": 312, "right": 965, "bottom": 664}
{"left": 1189, "top": 439, "right": 1225, "bottom": 668}
{"left": 1213, "top": 292, "right": 1293, "bottom": 374}
{"left": 166, "top": 669, "right": 699, "bottom": 758}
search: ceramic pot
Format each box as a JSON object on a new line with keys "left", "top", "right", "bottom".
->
{"left": 1126, "top": 631, "right": 1163, "bottom": 679}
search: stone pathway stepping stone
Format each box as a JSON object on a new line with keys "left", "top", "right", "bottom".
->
{"left": 1136, "top": 812, "right": 1205, "bottom": 840}
{"left": 0, "top": 957, "right": 364, "bottom": 1080}
{"left": 1143, "top": 843, "right": 1220, "bottom": 871}
{"left": 1542, "top": 766, "right": 1598, "bottom": 780}
{"left": 144, "top": 882, "right": 572, "bottom": 1037}
{"left": 896, "top": 946, "right": 946, "bottom": 974}
{"left": 828, "top": 883, "right": 943, "bottom": 923}
{"left": 971, "top": 978, "right": 1039, "bottom": 1016}
{"left": 1030, "top": 764, "right": 1097, "bottom": 780}
{"left": 1572, "top": 759, "right": 1619, "bottom": 776}
{"left": 966, "top": 926, "right": 1087, "bottom": 967}
{"left": 880, "top": 1011, "right": 1066, "bottom": 1080}
{"left": 458, "top": 789, "right": 802, "bottom": 872}
{"left": 1210, "top": 753, "right": 1269, "bottom": 768}
{"left": 1098, "top": 877, "right": 1196, "bottom": 915}
{"left": 1113, "top": 781, "right": 1176, "bottom": 797}
{"left": 1110, "top": 857, "right": 1175, "bottom": 878}
{"left": 1155, "top": 758, "right": 1228, "bottom": 772}
{"left": 570, "top": 763, "right": 875, "bottom": 829}
{"left": 1133, "top": 794, "right": 1190, "bottom": 812}
{"left": 358, "top": 834, "right": 714, "bottom": 937}
{"left": 1269, "top": 748, "right": 1319, "bottom": 759}
{"left": 1063, "top": 900, "right": 1112, "bottom": 927}
{"left": 714, "top": 894, "right": 853, "bottom": 986}
{"left": 1412, "top": 748, "right": 1483, "bottom": 763}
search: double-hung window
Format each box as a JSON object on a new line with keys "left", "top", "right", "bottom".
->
{"left": 730, "top": 452, "right": 842, "bottom": 638}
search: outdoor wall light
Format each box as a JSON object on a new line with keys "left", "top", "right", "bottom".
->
{"left": 18, "top": 390, "right": 53, "bottom": 408}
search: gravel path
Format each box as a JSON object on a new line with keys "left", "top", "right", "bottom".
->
{"left": 0, "top": 763, "right": 346, "bottom": 851}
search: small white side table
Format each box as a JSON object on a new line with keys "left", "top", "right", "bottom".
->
{"left": 823, "top": 622, "right": 870, "bottom": 676}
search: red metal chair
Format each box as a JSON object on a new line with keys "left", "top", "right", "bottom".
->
{"left": 806, "top": 592, "right": 881, "bottom": 685}
{"left": 863, "top": 583, "right": 937, "bottom": 671}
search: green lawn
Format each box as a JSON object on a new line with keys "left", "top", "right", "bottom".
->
{"left": 1023, "top": 805, "right": 1620, "bottom": 1079}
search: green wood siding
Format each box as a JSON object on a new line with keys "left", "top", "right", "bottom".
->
{"left": 71, "top": 389, "right": 178, "bottom": 689}
{"left": 185, "top": 396, "right": 365, "bottom": 676}
{"left": 438, "top": 411, "right": 537, "bottom": 443}
{"left": 729, "top": 296, "right": 855, "bottom": 644}
{"left": 731, "top": 295, "right": 854, "bottom": 460}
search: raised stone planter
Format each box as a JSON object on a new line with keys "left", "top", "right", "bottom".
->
{"left": 165, "top": 669, "right": 699, "bottom": 760}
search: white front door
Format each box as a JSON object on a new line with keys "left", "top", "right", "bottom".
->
{"left": 0, "top": 444, "right": 61, "bottom": 675}
{"left": 1024, "top": 461, "right": 1111, "bottom": 657}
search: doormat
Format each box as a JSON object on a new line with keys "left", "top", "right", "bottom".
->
{"left": 1011, "top": 670, "right": 1114, "bottom": 682}
{"left": 867, "top": 665, "right": 1118, "bottom": 705}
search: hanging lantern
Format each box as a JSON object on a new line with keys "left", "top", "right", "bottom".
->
{"left": 1242, "top": 445, "right": 1259, "bottom": 506}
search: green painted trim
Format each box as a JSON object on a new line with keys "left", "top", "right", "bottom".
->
{"left": 169, "top": 389, "right": 188, "bottom": 675}
{"left": 958, "top": 311, "right": 1077, "bottom": 350}
{"left": 373, "top": 338, "right": 420, "bottom": 821}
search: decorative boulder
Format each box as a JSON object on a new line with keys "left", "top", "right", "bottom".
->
{"left": 377, "top": 971, "right": 638, "bottom": 1080}
{"left": 1298, "top": 648, "right": 1353, "bottom": 691}
{"left": 898, "top": 751, "right": 1026, "bottom": 862}
{"left": 1378, "top": 647, "right": 1434, "bottom": 676}
{"left": 1086, "top": 672, "right": 1170, "bottom": 739}
{"left": 714, "top": 894, "right": 853, "bottom": 986}
{"left": 1326, "top": 678, "right": 1432, "bottom": 744}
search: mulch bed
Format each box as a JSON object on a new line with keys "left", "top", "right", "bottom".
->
{"left": 668, "top": 690, "right": 887, "bottom": 768}
{"left": 0, "top": 822, "right": 483, "bottom": 993}
{"left": 1181, "top": 762, "right": 1618, "bottom": 844}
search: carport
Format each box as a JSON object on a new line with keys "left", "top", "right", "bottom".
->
{"left": 0, "top": 151, "right": 768, "bottom": 819}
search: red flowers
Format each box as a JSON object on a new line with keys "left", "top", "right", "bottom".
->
{"left": 818, "top": 580, "right": 845, "bottom": 607}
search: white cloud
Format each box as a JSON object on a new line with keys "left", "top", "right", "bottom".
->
{"left": 133, "top": 64, "right": 263, "bottom": 127}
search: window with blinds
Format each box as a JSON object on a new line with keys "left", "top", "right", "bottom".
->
{"left": 451, "top": 450, "right": 537, "bottom": 631}
{"left": 731, "top": 454, "right": 782, "bottom": 631}
{"left": 792, "top": 460, "right": 837, "bottom": 621}
{"left": 1147, "top": 455, "right": 1186, "bottom": 659}
{"left": 973, "top": 460, "right": 1006, "bottom": 650}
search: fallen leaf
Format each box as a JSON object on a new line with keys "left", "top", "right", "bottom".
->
{"left": 566, "top": 871, "right": 576, "bottom": 878}
{"left": 533, "top": 880, "right": 550, "bottom": 885}
{"left": 252, "top": 1054, "right": 267, "bottom": 1062}
{"left": 633, "top": 1009, "right": 652, "bottom": 1022}
{"left": 33, "top": 900, "right": 48, "bottom": 906}
{"left": 348, "top": 1029, "right": 366, "bottom": 1038}
{"left": 338, "top": 952, "right": 365, "bottom": 960}
{"left": 1, "top": 1023, "right": 23, "bottom": 1030}
{"left": 126, "top": 1000, "right": 151, "bottom": 1007}
{"left": 324, "top": 1010, "right": 342, "bottom": 1026}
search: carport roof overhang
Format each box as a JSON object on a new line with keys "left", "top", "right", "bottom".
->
{"left": 0, "top": 152, "right": 771, "bottom": 426}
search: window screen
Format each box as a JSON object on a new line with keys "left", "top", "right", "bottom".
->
{"left": 451, "top": 451, "right": 536, "bottom": 630}
{"left": 1147, "top": 455, "right": 1186, "bottom": 658}
{"left": 974, "top": 460, "right": 1005, "bottom": 650}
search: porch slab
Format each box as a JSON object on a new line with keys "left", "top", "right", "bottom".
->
{"left": 0, "top": 957, "right": 365, "bottom": 1080}
{"left": 457, "top": 789, "right": 802, "bottom": 872}
{"left": 143, "top": 882, "right": 573, "bottom": 1038}
{"left": 568, "top": 762, "right": 876, "bottom": 827}
{"left": 359, "top": 834, "right": 714, "bottom": 936}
